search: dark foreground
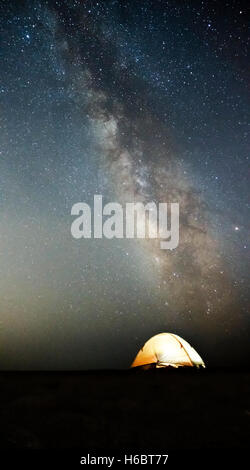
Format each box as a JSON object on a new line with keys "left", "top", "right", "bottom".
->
{"left": 0, "top": 369, "right": 249, "bottom": 452}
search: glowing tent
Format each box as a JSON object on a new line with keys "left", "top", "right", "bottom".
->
{"left": 131, "top": 333, "right": 205, "bottom": 369}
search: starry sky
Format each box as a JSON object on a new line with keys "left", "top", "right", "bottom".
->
{"left": 0, "top": 0, "right": 249, "bottom": 369}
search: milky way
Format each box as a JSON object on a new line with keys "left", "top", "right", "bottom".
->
{"left": 0, "top": 0, "right": 249, "bottom": 368}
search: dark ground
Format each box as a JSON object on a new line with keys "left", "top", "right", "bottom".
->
{"left": 0, "top": 369, "right": 249, "bottom": 451}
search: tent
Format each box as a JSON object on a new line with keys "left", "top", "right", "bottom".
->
{"left": 131, "top": 333, "right": 205, "bottom": 369}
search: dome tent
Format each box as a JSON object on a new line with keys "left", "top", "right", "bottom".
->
{"left": 131, "top": 333, "right": 205, "bottom": 369}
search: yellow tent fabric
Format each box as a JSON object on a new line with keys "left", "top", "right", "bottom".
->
{"left": 131, "top": 333, "right": 205, "bottom": 369}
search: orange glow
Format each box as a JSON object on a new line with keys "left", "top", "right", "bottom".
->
{"left": 131, "top": 333, "right": 205, "bottom": 369}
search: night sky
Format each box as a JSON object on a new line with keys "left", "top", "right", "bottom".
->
{"left": 0, "top": 0, "right": 249, "bottom": 369}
